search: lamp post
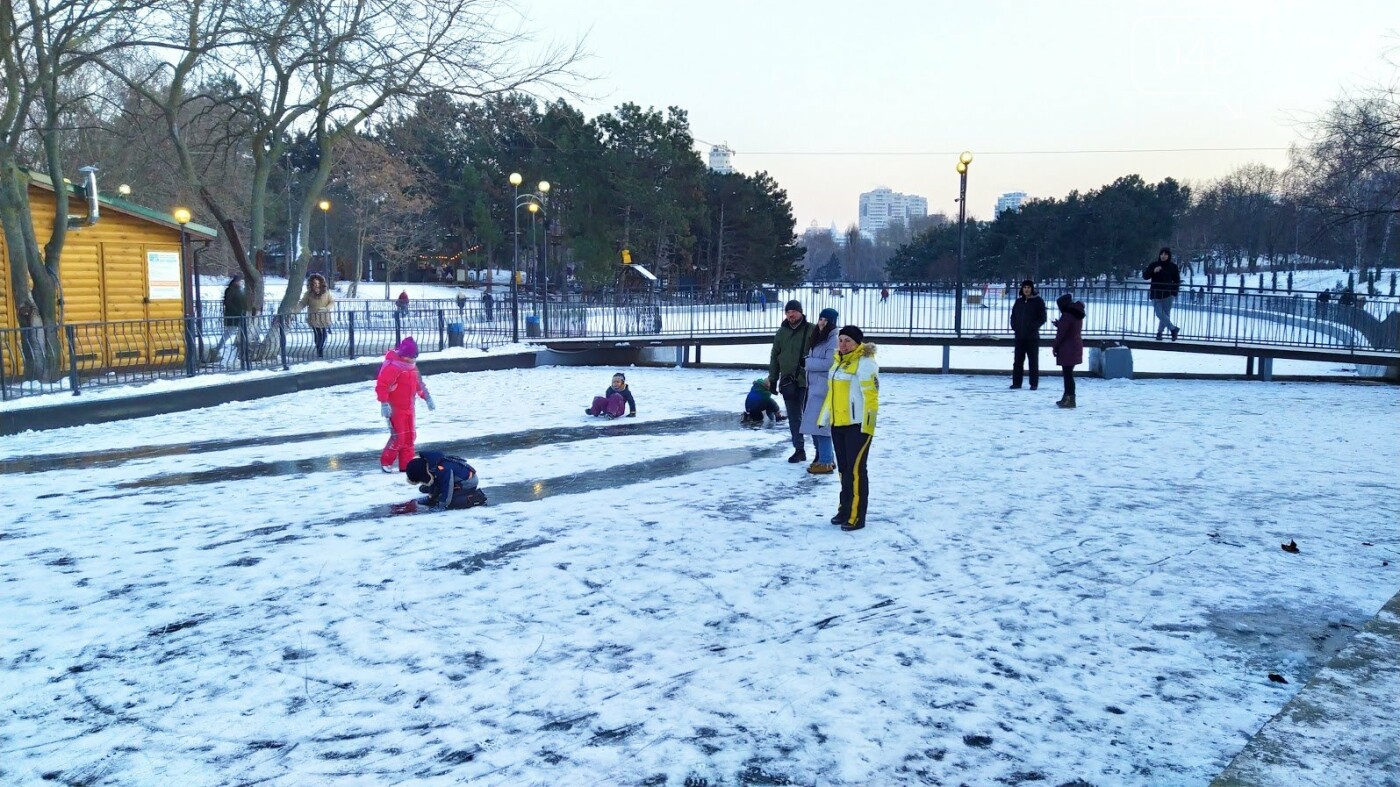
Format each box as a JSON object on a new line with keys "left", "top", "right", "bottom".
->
{"left": 508, "top": 175, "right": 550, "bottom": 341}
{"left": 174, "top": 207, "right": 197, "bottom": 369}
{"left": 954, "top": 151, "right": 973, "bottom": 337}
{"left": 509, "top": 172, "right": 523, "bottom": 341}
{"left": 318, "top": 199, "right": 331, "bottom": 279}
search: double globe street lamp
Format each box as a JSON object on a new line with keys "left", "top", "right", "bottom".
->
{"left": 508, "top": 173, "right": 550, "bottom": 342}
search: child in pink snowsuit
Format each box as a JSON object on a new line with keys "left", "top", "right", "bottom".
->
{"left": 376, "top": 337, "right": 434, "bottom": 472}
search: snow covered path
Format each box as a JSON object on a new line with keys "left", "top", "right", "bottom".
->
{"left": 1, "top": 367, "right": 1397, "bottom": 785}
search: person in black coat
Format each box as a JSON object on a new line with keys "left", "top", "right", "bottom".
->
{"left": 1009, "top": 279, "right": 1047, "bottom": 389}
{"left": 212, "top": 275, "right": 248, "bottom": 360}
{"left": 1143, "top": 247, "right": 1182, "bottom": 340}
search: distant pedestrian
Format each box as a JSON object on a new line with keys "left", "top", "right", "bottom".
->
{"left": 800, "top": 307, "right": 840, "bottom": 474}
{"left": 818, "top": 325, "right": 879, "bottom": 531}
{"left": 1143, "top": 247, "right": 1181, "bottom": 340}
{"left": 482, "top": 290, "right": 495, "bottom": 322}
{"left": 296, "top": 273, "right": 334, "bottom": 358}
{"left": 1051, "top": 294, "right": 1085, "bottom": 409}
{"left": 768, "top": 299, "right": 816, "bottom": 463}
{"left": 1009, "top": 279, "right": 1047, "bottom": 390}
{"left": 760, "top": 291, "right": 768, "bottom": 312}
{"left": 456, "top": 290, "right": 467, "bottom": 314}
{"left": 376, "top": 337, "right": 435, "bottom": 473}
{"left": 1338, "top": 288, "right": 1356, "bottom": 307}
{"left": 212, "top": 274, "right": 247, "bottom": 362}
{"left": 880, "top": 286, "right": 890, "bottom": 303}
{"left": 396, "top": 290, "right": 410, "bottom": 316}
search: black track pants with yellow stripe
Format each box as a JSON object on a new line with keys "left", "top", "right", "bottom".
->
{"left": 833, "top": 424, "right": 873, "bottom": 526}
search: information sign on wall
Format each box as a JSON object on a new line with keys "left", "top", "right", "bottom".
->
{"left": 147, "top": 251, "right": 182, "bottom": 300}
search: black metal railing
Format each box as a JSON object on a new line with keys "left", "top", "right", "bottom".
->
{"left": 1, "top": 307, "right": 514, "bottom": 402}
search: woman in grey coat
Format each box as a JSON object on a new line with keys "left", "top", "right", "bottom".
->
{"left": 800, "top": 308, "right": 839, "bottom": 474}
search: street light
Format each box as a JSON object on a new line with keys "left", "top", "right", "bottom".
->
{"left": 174, "top": 207, "right": 198, "bottom": 371}
{"left": 117, "top": 184, "right": 131, "bottom": 197}
{"left": 509, "top": 173, "right": 523, "bottom": 341}
{"left": 318, "top": 199, "right": 331, "bottom": 279}
{"left": 954, "top": 151, "right": 973, "bottom": 337}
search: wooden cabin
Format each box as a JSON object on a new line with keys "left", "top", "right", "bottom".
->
{"left": 1, "top": 170, "right": 218, "bottom": 376}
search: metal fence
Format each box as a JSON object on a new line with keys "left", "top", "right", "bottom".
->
{"left": 1, "top": 307, "right": 514, "bottom": 401}
{"left": 4, "top": 284, "right": 1396, "bottom": 401}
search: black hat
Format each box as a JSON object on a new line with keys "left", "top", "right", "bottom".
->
{"left": 1057, "top": 293, "right": 1075, "bottom": 311}
{"left": 1020, "top": 279, "right": 1035, "bottom": 289}
{"left": 784, "top": 300, "right": 802, "bottom": 313}
{"left": 405, "top": 457, "right": 431, "bottom": 484}
{"left": 839, "top": 325, "right": 864, "bottom": 344}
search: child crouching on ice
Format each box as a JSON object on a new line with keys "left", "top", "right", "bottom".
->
{"left": 405, "top": 451, "right": 487, "bottom": 510}
{"left": 376, "top": 337, "right": 434, "bottom": 473}
{"left": 741, "top": 377, "right": 785, "bottom": 424}
{"left": 585, "top": 372, "right": 637, "bottom": 418}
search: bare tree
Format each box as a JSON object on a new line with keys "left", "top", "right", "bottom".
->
{"left": 110, "top": 0, "right": 581, "bottom": 316}
{"left": 331, "top": 134, "right": 432, "bottom": 297}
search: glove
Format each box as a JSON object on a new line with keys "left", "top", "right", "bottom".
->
{"left": 424, "top": 393, "right": 436, "bottom": 411}
{"left": 380, "top": 402, "right": 391, "bottom": 418}
{"left": 626, "top": 411, "right": 636, "bottom": 418}
{"left": 767, "top": 377, "right": 778, "bottom": 394}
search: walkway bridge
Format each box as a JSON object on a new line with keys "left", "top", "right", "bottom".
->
{"left": 532, "top": 284, "right": 1400, "bottom": 371}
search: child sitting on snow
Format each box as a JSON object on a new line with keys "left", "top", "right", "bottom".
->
{"left": 741, "top": 377, "right": 786, "bottom": 424}
{"left": 585, "top": 372, "right": 637, "bottom": 418}
{"left": 405, "top": 450, "right": 487, "bottom": 510}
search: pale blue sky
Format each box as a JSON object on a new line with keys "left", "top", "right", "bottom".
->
{"left": 527, "top": 0, "right": 1398, "bottom": 228}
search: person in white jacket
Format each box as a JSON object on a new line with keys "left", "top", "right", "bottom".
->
{"left": 818, "top": 325, "right": 879, "bottom": 531}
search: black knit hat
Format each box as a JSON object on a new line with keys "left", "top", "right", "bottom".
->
{"left": 839, "top": 325, "right": 864, "bottom": 344}
{"left": 405, "top": 457, "right": 431, "bottom": 484}
{"left": 784, "top": 299, "right": 802, "bottom": 313}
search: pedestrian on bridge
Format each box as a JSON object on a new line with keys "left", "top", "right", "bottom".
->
{"left": 1144, "top": 247, "right": 1181, "bottom": 341}
{"left": 769, "top": 300, "right": 815, "bottom": 463}
{"left": 1009, "top": 279, "right": 1047, "bottom": 390}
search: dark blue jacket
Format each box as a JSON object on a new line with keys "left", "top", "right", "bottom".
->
{"left": 418, "top": 451, "right": 479, "bottom": 510}
{"left": 745, "top": 382, "right": 777, "bottom": 413}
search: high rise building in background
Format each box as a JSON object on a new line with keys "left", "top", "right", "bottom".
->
{"left": 708, "top": 144, "right": 734, "bottom": 174}
{"left": 858, "top": 188, "right": 928, "bottom": 235}
{"left": 996, "top": 191, "right": 1028, "bottom": 215}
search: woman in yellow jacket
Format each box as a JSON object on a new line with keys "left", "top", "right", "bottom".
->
{"left": 818, "top": 325, "right": 879, "bottom": 531}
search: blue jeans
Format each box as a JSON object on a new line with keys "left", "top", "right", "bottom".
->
{"left": 813, "top": 434, "right": 835, "bottom": 464}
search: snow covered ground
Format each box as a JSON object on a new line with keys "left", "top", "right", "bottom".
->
{"left": 2, "top": 366, "right": 1398, "bottom": 785}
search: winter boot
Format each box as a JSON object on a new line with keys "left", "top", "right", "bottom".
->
{"left": 1170, "top": 327, "right": 1180, "bottom": 341}
{"left": 831, "top": 513, "right": 849, "bottom": 525}
{"left": 1057, "top": 395, "right": 1076, "bottom": 409}
{"left": 788, "top": 449, "right": 807, "bottom": 464}
{"left": 840, "top": 520, "right": 866, "bottom": 532}
{"left": 807, "top": 462, "right": 835, "bottom": 475}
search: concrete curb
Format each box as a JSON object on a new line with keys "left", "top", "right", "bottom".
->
{"left": 1212, "top": 589, "right": 1400, "bottom": 786}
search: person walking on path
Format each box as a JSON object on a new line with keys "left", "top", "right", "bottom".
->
{"left": 396, "top": 290, "right": 410, "bottom": 316}
{"left": 768, "top": 300, "right": 816, "bottom": 463}
{"left": 297, "top": 273, "right": 334, "bottom": 358}
{"left": 818, "top": 325, "right": 879, "bottom": 531}
{"left": 1009, "top": 279, "right": 1047, "bottom": 389}
{"left": 376, "top": 337, "right": 435, "bottom": 472}
{"left": 800, "top": 307, "right": 840, "bottom": 474}
{"left": 1051, "top": 294, "right": 1085, "bottom": 409}
{"left": 1144, "top": 247, "right": 1181, "bottom": 340}
{"left": 212, "top": 274, "right": 248, "bottom": 362}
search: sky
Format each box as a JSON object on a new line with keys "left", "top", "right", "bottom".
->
{"left": 523, "top": 0, "right": 1400, "bottom": 229}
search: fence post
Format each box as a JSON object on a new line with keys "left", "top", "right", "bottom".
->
{"left": 348, "top": 311, "right": 356, "bottom": 359}
{"left": 394, "top": 311, "right": 402, "bottom": 346}
{"left": 184, "top": 317, "right": 197, "bottom": 377}
{"left": 278, "top": 316, "right": 290, "bottom": 371}
{"left": 240, "top": 317, "right": 252, "bottom": 371}
{"left": 438, "top": 310, "right": 446, "bottom": 351}
{"left": 66, "top": 324, "right": 82, "bottom": 395}
{"left": 0, "top": 336, "right": 8, "bottom": 402}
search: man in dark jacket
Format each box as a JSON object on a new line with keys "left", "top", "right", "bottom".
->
{"left": 212, "top": 274, "right": 247, "bottom": 361}
{"left": 405, "top": 451, "right": 486, "bottom": 510}
{"left": 1143, "top": 247, "right": 1182, "bottom": 340}
{"left": 1009, "top": 279, "right": 1047, "bottom": 389}
{"left": 768, "top": 300, "right": 815, "bottom": 463}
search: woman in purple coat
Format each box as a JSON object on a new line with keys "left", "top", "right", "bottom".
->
{"left": 1051, "top": 293, "right": 1085, "bottom": 409}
